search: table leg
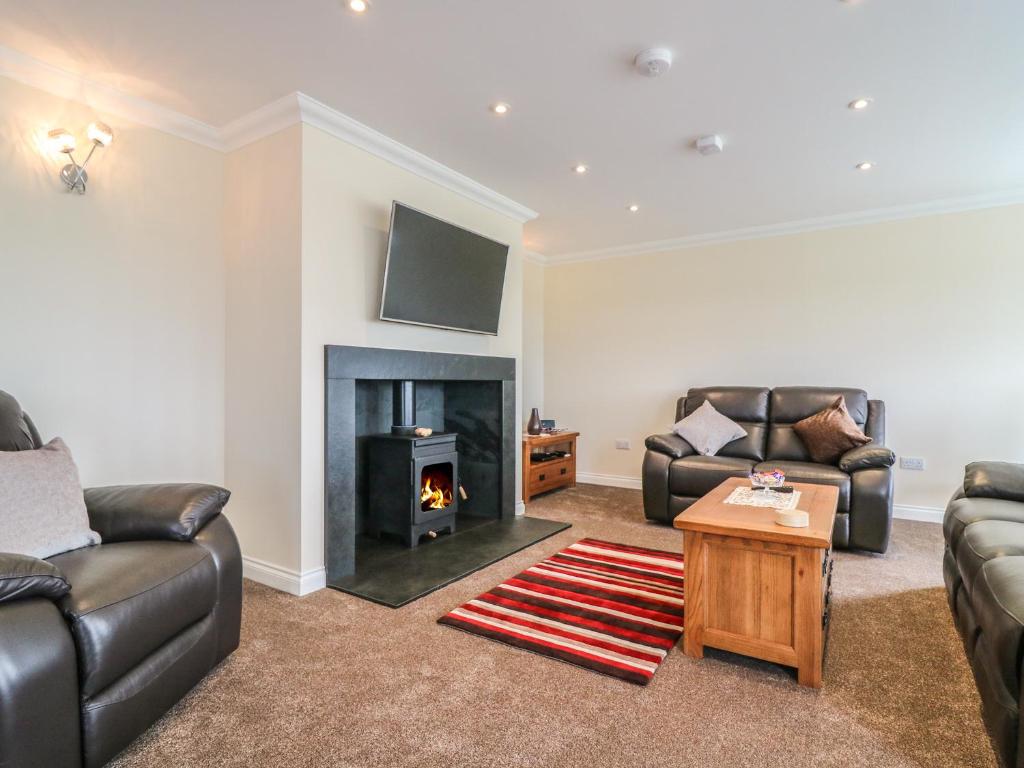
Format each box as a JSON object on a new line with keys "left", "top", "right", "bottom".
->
{"left": 682, "top": 531, "right": 704, "bottom": 659}
{"left": 794, "top": 547, "right": 824, "bottom": 688}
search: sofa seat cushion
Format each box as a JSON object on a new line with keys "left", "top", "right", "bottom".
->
{"left": 954, "top": 521, "right": 1024, "bottom": 598}
{"left": 669, "top": 455, "right": 755, "bottom": 497}
{"left": 754, "top": 461, "right": 851, "bottom": 512}
{"left": 49, "top": 541, "right": 216, "bottom": 698}
{"left": 945, "top": 496, "right": 1024, "bottom": 552}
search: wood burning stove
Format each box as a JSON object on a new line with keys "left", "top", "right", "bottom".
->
{"left": 365, "top": 380, "right": 458, "bottom": 547}
{"left": 366, "top": 433, "right": 458, "bottom": 547}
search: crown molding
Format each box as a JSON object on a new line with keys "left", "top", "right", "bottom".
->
{"left": 523, "top": 250, "right": 549, "bottom": 265}
{"left": 0, "top": 46, "right": 538, "bottom": 223}
{"left": 0, "top": 44, "right": 223, "bottom": 150}
{"left": 293, "top": 93, "right": 538, "bottom": 223}
{"left": 221, "top": 92, "right": 539, "bottom": 222}
{"left": 219, "top": 92, "right": 301, "bottom": 151}
{"left": 548, "top": 187, "right": 1024, "bottom": 265}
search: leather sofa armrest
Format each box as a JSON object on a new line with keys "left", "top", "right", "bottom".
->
{"left": 645, "top": 433, "right": 695, "bottom": 460}
{"left": 0, "top": 553, "right": 70, "bottom": 605}
{"left": 84, "top": 483, "right": 231, "bottom": 543}
{"left": 839, "top": 443, "right": 895, "bottom": 473}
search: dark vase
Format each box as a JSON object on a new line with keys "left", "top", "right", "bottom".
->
{"left": 527, "top": 408, "right": 542, "bottom": 435}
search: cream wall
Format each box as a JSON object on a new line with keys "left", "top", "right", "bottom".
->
{"left": 543, "top": 205, "right": 1024, "bottom": 511}
{"left": 299, "top": 123, "right": 526, "bottom": 576}
{"left": 0, "top": 75, "right": 225, "bottom": 488}
{"left": 223, "top": 126, "right": 303, "bottom": 574}
{"left": 522, "top": 257, "right": 545, "bottom": 418}
{"left": 0, "top": 73, "right": 530, "bottom": 593}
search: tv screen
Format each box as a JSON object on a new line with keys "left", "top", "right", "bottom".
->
{"left": 380, "top": 202, "right": 510, "bottom": 335}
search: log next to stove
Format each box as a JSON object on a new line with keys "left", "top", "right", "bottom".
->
{"left": 365, "top": 381, "right": 459, "bottom": 547}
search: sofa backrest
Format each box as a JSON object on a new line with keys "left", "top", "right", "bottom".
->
{"left": 675, "top": 386, "right": 886, "bottom": 465}
{"left": 0, "top": 390, "right": 42, "bottom": 451}
{"left": 678, "top": 387, "right": 770, "bottom": 461}
{"left": 766, "top": 387, "right": 869, "bottom": 462}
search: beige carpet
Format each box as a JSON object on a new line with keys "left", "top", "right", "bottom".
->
{"left": 112, "top": 485, "right": 995, "bottom": 768}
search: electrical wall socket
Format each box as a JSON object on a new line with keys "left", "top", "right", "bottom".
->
{"left": 899, "top": 456, "right": 926, "bottom": 471}
{"left": 615, "top": 439, "right": 631, "bottom": 450}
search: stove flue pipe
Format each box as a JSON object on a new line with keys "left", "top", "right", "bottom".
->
{"left": 391, "top": 380, "right": 417, "bottom": 435}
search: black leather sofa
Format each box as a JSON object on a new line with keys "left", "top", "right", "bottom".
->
{"left": 944, "top": 462, "right": 1024, "bottom": 768}
{"left": 643, "top": 386, "right": 895, "bottom": 553}
{"left": 0, "top": 392, "right": 242, "bottom": 768}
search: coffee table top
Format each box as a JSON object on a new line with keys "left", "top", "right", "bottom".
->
{"left": 672, "top": 477, "right": 838, "bottom": 548}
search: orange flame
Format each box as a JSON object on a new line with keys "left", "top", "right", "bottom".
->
{"left": 420, "top": 476, "right": 454, "bottom": 510}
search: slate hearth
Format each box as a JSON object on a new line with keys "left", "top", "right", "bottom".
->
{"left": 325, "top": 345, "right": 570, "bottom": 606}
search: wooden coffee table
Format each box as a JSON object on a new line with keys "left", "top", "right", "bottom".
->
{"left": 673, "top": 477, "right": 837, "bottom": 687}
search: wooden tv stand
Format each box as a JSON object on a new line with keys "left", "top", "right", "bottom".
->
{"left": 522, "top": 431, "right": 578, "bottom": 503}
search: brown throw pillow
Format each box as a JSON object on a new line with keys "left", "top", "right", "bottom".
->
{"left": 792, "top": 396, "right": 871, "bottom": 465}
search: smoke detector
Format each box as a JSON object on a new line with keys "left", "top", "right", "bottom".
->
{"left": 695, "top": 134, "right": 724, "bottom": 155}
{"left": 634, "top": 48, "right": 674, "bottom": 77}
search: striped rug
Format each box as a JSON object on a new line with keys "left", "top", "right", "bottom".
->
{"left": 438, "top": 538, "right": 684, "bottom": 685}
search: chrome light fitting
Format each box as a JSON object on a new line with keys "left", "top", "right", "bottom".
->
{"left": 48, "top": 122, "right": 113, "bottom": 194}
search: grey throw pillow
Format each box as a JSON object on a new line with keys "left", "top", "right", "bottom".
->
{"left": 0, "top": 438, "right": 101, "bottom": 559}
{"left": 672, "top": 400, "right": 748, "bottom": 456}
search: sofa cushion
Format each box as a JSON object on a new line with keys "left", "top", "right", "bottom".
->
{"left": 49, "top": 541, "right": 216, "bottom": 698}
{"left": 965, "top": 462, "right": 1024, "bottom": 504}
{"left": 954, "top": 521, "right": 1024, "bottom": 598}
{"left": 679, "top": 387, "right": 769, "bottom": 461}
{"left": 767, "top": 387, "right": 869, "bottom": 462}
{"left": 672, "top": 400, "right": 747, "bottom": 457}
{"left": 669, "top": 455, "right": 755, "bottom": 497}
{"left": 792, "top": 396, "right": 871, "bottom": 465}
{"left": 754, "top": 460, "right": 851, "bottom": 512}
{"left": 944, "top": 496, "right": 1024, "bottom": 553}
{"left": 0, "top": 437, "right": 101, "bottom": 559}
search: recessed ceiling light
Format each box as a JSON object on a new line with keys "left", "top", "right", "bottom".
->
{"left": 855, "top": 161, "right": 875, "bottom": 171}
{"left": 628, "top": 204, "right": 639, "bottom": 212}
{"left": 573, "top": 164, "right": 588, "bottom": 174}
{"left": 490, "top": 102, "right": 510, "bottom": 115}
{"left": 349, "top": 0, "right": 368, "bottom": 12}
{"left": 848, "top": 97, "right": 872, "bottom": 110}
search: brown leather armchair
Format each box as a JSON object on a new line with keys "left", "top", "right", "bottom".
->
{"left": 642, "top": 386, "right": 894, "bottom": 553}
{"left": 0, "top": 391, "right": 242, "bottom": 768}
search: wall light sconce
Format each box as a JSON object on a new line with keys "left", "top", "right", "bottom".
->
{"left": 47, "top": 122, "right": 114, "bottom": 194}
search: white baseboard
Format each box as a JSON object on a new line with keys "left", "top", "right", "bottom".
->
{"left": 576, "top": 472, "right": 643, "bottom": 490}
{"left": 577, "top": 473, "right": 944, "bottom": 524}
{"left": 242, "top": 556, "right": 326, "bottom": 596}
{"left": 515, "top": 500, "right": 526, "bottom": 516}
{"left": 892, "top": 505, "right": 944, "bottom": 524}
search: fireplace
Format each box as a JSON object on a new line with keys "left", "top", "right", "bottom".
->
{"left": 325, "top": 345, "right": 519, "bottom": 580}
{"left": 324, "top": 346, "right": 572, "bottom": 604}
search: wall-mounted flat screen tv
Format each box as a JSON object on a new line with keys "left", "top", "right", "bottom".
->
{"left": 380, "top": 202, "right": 510, "bottom": 335}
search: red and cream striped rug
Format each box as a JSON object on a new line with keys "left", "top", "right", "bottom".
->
{"left": 438, "top": 538, "right": 685, "bottom": 685}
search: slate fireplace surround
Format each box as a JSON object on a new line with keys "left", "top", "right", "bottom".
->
{"left": 325, "top": 345, "right": 520, "bottom": 587}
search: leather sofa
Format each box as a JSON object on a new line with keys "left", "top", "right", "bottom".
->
{"left": 643, "top": 386, "right": 895, "bottom": 553}
{"left": 944, "top": 462, "right": 1024, "bottom": 768}
{"left": 0, "top": 392, "right": 242, "bottom": 768}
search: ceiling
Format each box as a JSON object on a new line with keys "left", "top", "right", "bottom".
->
{"left": 1, "top": 0, "right": 1022, "bottom": 257}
